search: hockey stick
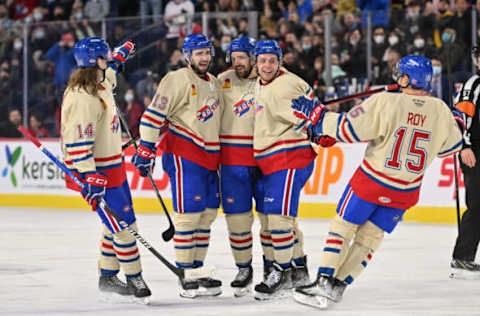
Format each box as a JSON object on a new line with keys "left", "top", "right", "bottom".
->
{"left": 121, "top": 135, "right": 139, "bottom": 151}
{"left": 323, "top": 84, "right": 399, "bottom": 106}
{"left": 445, "top": 43, "right": 462, "bottom": 234}
{"left": 17, "top": 126, "right": 214, "bottom": 280}
{"left": 114, "top": 106, "right": 175, "bottom": 242}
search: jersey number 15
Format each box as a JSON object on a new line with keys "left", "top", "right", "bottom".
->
{"left": 385, "top": 127, "right": 431, "bottom": 174}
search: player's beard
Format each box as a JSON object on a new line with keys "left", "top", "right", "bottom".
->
{"left": 234, "top": 64, "right": 252, "bottom": 79}
{"left": 190, "top": 60, "right": 210, "bottom": 76}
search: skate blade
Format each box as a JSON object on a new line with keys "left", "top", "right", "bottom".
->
{"left": 99, "top": 292, "right": 134, "bottom": 304}
{"left": 180, "top": 289, "right": 198, "bottom": 299}
{"left": 233, "top": 285, "right": 252, "bottom": 297}
{"left": 254, "top": 288, "right": 292, "bottom": 301}
{"left": 449, "top": 268, "right": 480, "bottom": 280}
{"left": 293, "top": 291, "right": 329, "bottom": 309}
{"left": 133, "top": 296, "right": 151, "bottom": 305}
{"left": 196, "top": 286, "right": 222, "bottom": 297}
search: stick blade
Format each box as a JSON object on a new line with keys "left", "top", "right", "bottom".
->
{"left": 162, "top": 225, "right": 175, "bottom": 242}
{"left": 184, "top": 265, "right": 216, "bottom": 279}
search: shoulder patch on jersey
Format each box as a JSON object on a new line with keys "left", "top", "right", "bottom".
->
{"left": 222, "top": 78, "right": 232, "bottom": 89}
{"left": 191, "top": 84, "right": 197, "bottom": 96}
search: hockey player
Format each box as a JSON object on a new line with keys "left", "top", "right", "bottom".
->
{"left": 290, "top": 55, "right": 464, "bottom": 309}
{"left": 219, "top": 36, "right": 312, "bottom": 297}
{"left": 450, "top": 46, "right": 480, "bottom": 278}
{"left": 61, "top": 37, "right": 151, "bottom": 302}
{"left": 251, "top": 39, "right": 333, "bottom": 300}
{"left": 132, "top": 33, "right": 223, "bottom": 298}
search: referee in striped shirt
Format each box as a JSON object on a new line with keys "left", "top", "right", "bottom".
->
{"left": 451, "top": 46, "right": 480, "bottom": 277}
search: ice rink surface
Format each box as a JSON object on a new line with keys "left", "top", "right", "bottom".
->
{"left": 1, "top": 207, "right": 480, "bottom": 316}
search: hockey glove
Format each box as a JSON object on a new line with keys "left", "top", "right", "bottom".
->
{"left": 315, "top": 135, "right": 337, "bottom": 148}
{"left": 81, "top": 172, "right": 108, "bottom": 210}
{"left": 132, "top": 140, "right": 156, "bottom": 177}
{"left": 292, "top": 96, "right": 328, "bottom": 126}
{"left": 112, "top": 40, "right": 136, "bottom": 65}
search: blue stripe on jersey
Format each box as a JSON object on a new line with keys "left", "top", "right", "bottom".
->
{"left": 146, "top": 107, "right": 167, "bottom": 119}
{"left": 231, "top": 245, "right": 252, "bottom": 251}
{"left": 140, "top": 121, "right": 162, "bottom": 130}
{"left": 101, "top": 269, "right": 119, "bottom": 276}
{"left": 231, "top": 231, "right": 252, "bottom": 237}
{"left": 220, "top": 142, "right": 253, "bottom": 148}
{"left": 438, "top": 140, "right": 462, "bottom": 156}
{"left": 195, "top": 244, "right": 209, "bottom": 248}
{"left": 118, "top": 255, "right": 140, "bottom": 263}
{"left": 196, "top": 229, "right": 211, "bottom": 233}
{"left": 65, "top": 141, "right": 94, "bottom": 148}
{"left": 359, "top": 167, "right": 421, "bottom": 192}
{"left": 273, "top": 242, "right": 294, "bottom": 250}
{"left": 336, "top": 115, "right": 347, "bottom": 143}
{"left": 169, "top": 128, "right": 220, "bottom": 154}
{"left": 236, "top": 261, "right": 252, "bottom": 268}
{"left": 113, "top": 240, "right": 137, "bottom": 248}
{"left": 125, "top": 272, "right": 142, "bottom": 278}
{"left": 361, "top": 260, "right": 367, "bottom": 267}
{"left": 318, "top": 267, "right": 335, "bottom": 276}
{"left": 344, "top": 276, "right": 354, "bottom": 284}
{"left": 101, "top": 251, "right": 116, "bottom": 257}
{"left": 261, "top": 242, "right": 272, "bottom": 247}
{"left": 346, "top": 118, "right": 361, "bottom": 142}
{"left": 255, "top": 145, "right": 311, "bottom": 160}
{"left": 323, "top": 247, "right": 341, "bottom": 253}
{"left": 175, "top": 230, "right": 195, "bottom": 235}
{"left": 176, "top": 262, "right": 194, "bottom": 268}
{"left": 295, "top": 120, "right": 307, "bottom": 131}
{"left": 103, "top": 235, "right": 113, "bottom": 241}
{"left": 270, "top": 229, "right": 292, "bottom": 234}
{"left": 175, "top": 245, "right": 194, "bottom": 249}
{"left": 72, "top": 153, "right": 93, "bottom": 163}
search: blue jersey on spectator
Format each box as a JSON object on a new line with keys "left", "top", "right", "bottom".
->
{"left": 358, "top": 0, "right": 389, "bottom": 28}
{"left": 46, "top": 43, "right": 77, "bottom": 85}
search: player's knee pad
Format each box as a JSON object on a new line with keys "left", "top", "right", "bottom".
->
{"left": 198, "top": 208, "right": 218, "bottom": 229}
{"left": 173, "top": 212, "right": 202, "bottom": 268}
{"left": 268, "top": 214, "right": 295, "bottom": 268}
{"left": 334, "top": 221, "right": 384, "bottom": 284}
{"left": 226, "top": 212, "right": 254, "bottom": 267}
{"left": 355, "top": 220, "right": 384, "bottom": 251}
{"left": 257, "top": 212, "right": 274, "bottom": 262}
{"left": 318, "top": 215, "right": 359, "bottom": 277}
{"left": 112, "top": 222, "right": 142, "bottom": 277}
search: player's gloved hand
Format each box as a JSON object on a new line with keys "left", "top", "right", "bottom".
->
{"left": 452, "top": 109, "right": 466, "bottom": 134}
{"left": 315, "top": 135, "right": 337, "bottom": 147}
{"left": 81, "top": 171, "right": 108, "bottom": 210}
{"left": 291, "top": 96, "right": 328, "bottom": 125}
{"left": 112, "top": 40, "right": 136, "bottom": 65}
{"left": 132, "top": 140, "right": 156, "bottom": 177}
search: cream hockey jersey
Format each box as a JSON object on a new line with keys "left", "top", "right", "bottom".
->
{"left": 218, "top": 68, "right": 257, "bottom": 166}
{"left": 254, "top": 69, "right": 317, "bottom": 175}
{"left": 320, "top": 91, "right": 463, "bottom": 209}
{"left": 139, "top": 67, "right": 222, "bottom": 170}
{"left": 61, "top": 67, "right": 125, "bottom": 190}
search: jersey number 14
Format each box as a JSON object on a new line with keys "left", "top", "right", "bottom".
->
{"left": 385, "top": 127, "right": 431, "bottom": 174}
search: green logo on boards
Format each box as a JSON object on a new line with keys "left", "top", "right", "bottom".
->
{"left": 1, "top": 145, "right": 22, "bottom": 187}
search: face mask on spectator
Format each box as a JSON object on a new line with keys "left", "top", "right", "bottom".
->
{"left": 442, "top": 32, "right": 452, "bottom": 43}
{"left": 34, "top": 29, "right": 45, "bottom": 39}
{"left": 221, "top": 42, "right": 229, "bottom": 52}
{"left": 302, "top": 44, "right": 312, "bottom": 51}
{"left": 33, "top": 12, "right": 43, "bottom": 21}
{"left": 25, "top": 16, "right": 32, "bottom": 24}
{"left": 413, "top": 38, "right": 425, "bottom": 49}
{"left": 374, "top": 35, "right": 384, "bottom": 44}
{"left": 76, "top": 12, "right": 83, "bottom": 20}
{"left": 433, "top": 65, "right": 442, "bottom": 76}
{"left": 14, "top": 41, "right": 22, "bottom": 50}
{"left": 349, "top": 39, "right": 358, "bottom": 46}
{"left": 408, "top": 11, "right": 419, "bottom": 19}
{"left": 125, "top": 93, "right": 134, "bottom": 102}
{"left": 388, "top": 36, "right": 399, "bottom": 46}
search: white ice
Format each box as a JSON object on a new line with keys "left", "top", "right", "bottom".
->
{"left": 1, "top": 207, "right": 479, "bottom": 316}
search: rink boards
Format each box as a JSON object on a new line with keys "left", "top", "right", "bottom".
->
{"left": 0, "top": 139, "right": 465, "bottom": 223}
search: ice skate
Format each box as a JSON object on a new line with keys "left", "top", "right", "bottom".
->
{"left": 98, "top": 275, "right": 133, "bottom": 303}
{"left": 292, "top": 256, "right": 310, "bottom": 287}
{"left": 449, "top": 259, "right": 480, "bottom": 280}
{"left": 196, "top": 277, "right": 222, "bottom": 297}
{"left": 126, "top": 275, "right": 151, "bottom": 304}
{"left": 179, "top": 278, "right": 200, "bottom": 299}
{"left": 293, "top": 275, "right": 347, "bottom": 309}
{"left": 231, "top": 266, "right": 253, "bottom": 297}
{"left": 254, "top": 263, "right": 293, "bottom": 300}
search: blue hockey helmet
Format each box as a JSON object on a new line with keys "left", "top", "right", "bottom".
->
{"left": 182, "top": 33, "right": 214, "bottom": 58}
{"left": 393, "top": 55, "right": 433, "bottom": 91}
{"left": 254, "top": 39, "right": 282, "bottom": 63}
{"left": 226, "top": 36, "right": 256, "bottom": 63}
{"left": 73, "top": 37, "right": 110, "bottom": 67}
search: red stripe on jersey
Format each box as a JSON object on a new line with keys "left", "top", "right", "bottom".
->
{"left": 220, "top": 145, "right": 256, "bottom": 166}
{"left": 283, "top": 170, "right": 294, "bottom": 216}
{"left": 260, "top": 234, "right": 271, "bottom": 240}
{"left": 339, "top": 188, "right": 353, "bottom": 217}
{"left": 326, "top": 239, "right": 343, "bottom": 245}
{"left": 341, "top": 118, "right": 354, "bottom": 143}
{"left": 105, "top": 210, "right": 121, "bottom": 232}
{"left": 220, "top": 135, "right": 254, "bottom": 140}
{"left": 194, "top": 236, "right": 210, "bottom": 241}
{"left": 172, "top": 123, "right": 220, "bottom": 146}
{"left": 102, "top": 242, "right": 114, "bottom": 249}
{"left": 173, "top": 238, "right": 193, "bottom": 243}
{"left": 272, "top": 234, "right": 294, "bottom": 243}
{"left": 95, "top": 154, "right": 122, "bottom": 162}
{"left": 143, "top": 114, "right": 164, "bottom": 126}
{"left": 67, "top": 149, "right": 90, "bottom": 156}
{"left": 367, "top": 253, "right": 372, "bottom": 260}
{"left": 254, "top": 138, "right": 309, "bottom": 154}
{"left": 256, "top": 147, "right": 316, "bottom": 175}
{"left": 115, "top": 249, "right": 138, "bottom": 256}
{"left": 174, "top": 155, "right": 183, "bottom": 214}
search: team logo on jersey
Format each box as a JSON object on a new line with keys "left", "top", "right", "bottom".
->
{"left": 111, "top": 114, "right": 120, "bottom": 133}
{"left": 226, "top": 197, "right": 235, "bottom": 204}
{"left": 194, "top": 195, "right": 202, "bottom": 201}
{"left": 197, "top": 97, "right": 220, "bottom": 122}
{"left": 378, "top": 196, "right": 391, "bottom": 204}
{"left": 222, "top": 78, "right": 232, "bottom": 89}
{"left": 233, "top": 92, "right": 255, "bottom": 117}
{"left": 255, "top": 104, "right": 264, "bottom": 113}
{"left": 191, "top": 84, "right": 198, "bottom": 96}
{"left": 123, "top": 205, "right": 131, "bottom": 213}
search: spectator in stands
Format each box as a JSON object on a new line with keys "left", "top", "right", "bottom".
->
{"left": 135, "top": 70, "right": 157, "bottom": 104}
{"left": 403, "top": 0, "right": 422, "bottom": 43}
{"left": 45, "top": 33, "right": 77, "bottom": 107}
{"left": 434, "top": 0, "right": 455, "bottom": 47}
{"left": 418, "top": 1, "right": 435, "bottom": 40}
{"left": 165, "top": 48, "right": 184, "bottom": 73}
{"left": 340, "top": 28, "right": 366, "bottom": 79}
{"left": 0, "top": 108, "right": 22, "bottom": 138}
{"left": 380, "top": 48, "right": 401, "bottom": 84}
{"left": 453, "top": 0, "right": 473, "bottom": 67}
{"left": 164, "top": 0, "right": 195, "bottom": 54}
{"left": 299, "top": 34, "right": 315, "bottom": 66}
{"left": 430, "top": 58, "right": 443, "bottom": 99}
{"left": 123, "top": 88, "right": 143, "bottom": 138}
{"left": 371, "top": 26, "right": 387, "bottom": 84}
{"left": 140, "top": 0, "right": 162, "bottom": 26}
{"left": 84, "top": 0, "right": 110, "bottom": 22}
{"left": 0, "top": 62, "right": 13, "bottom": 122}
{"left": 27, "top": 113, "right": 48, "bottom": 138}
